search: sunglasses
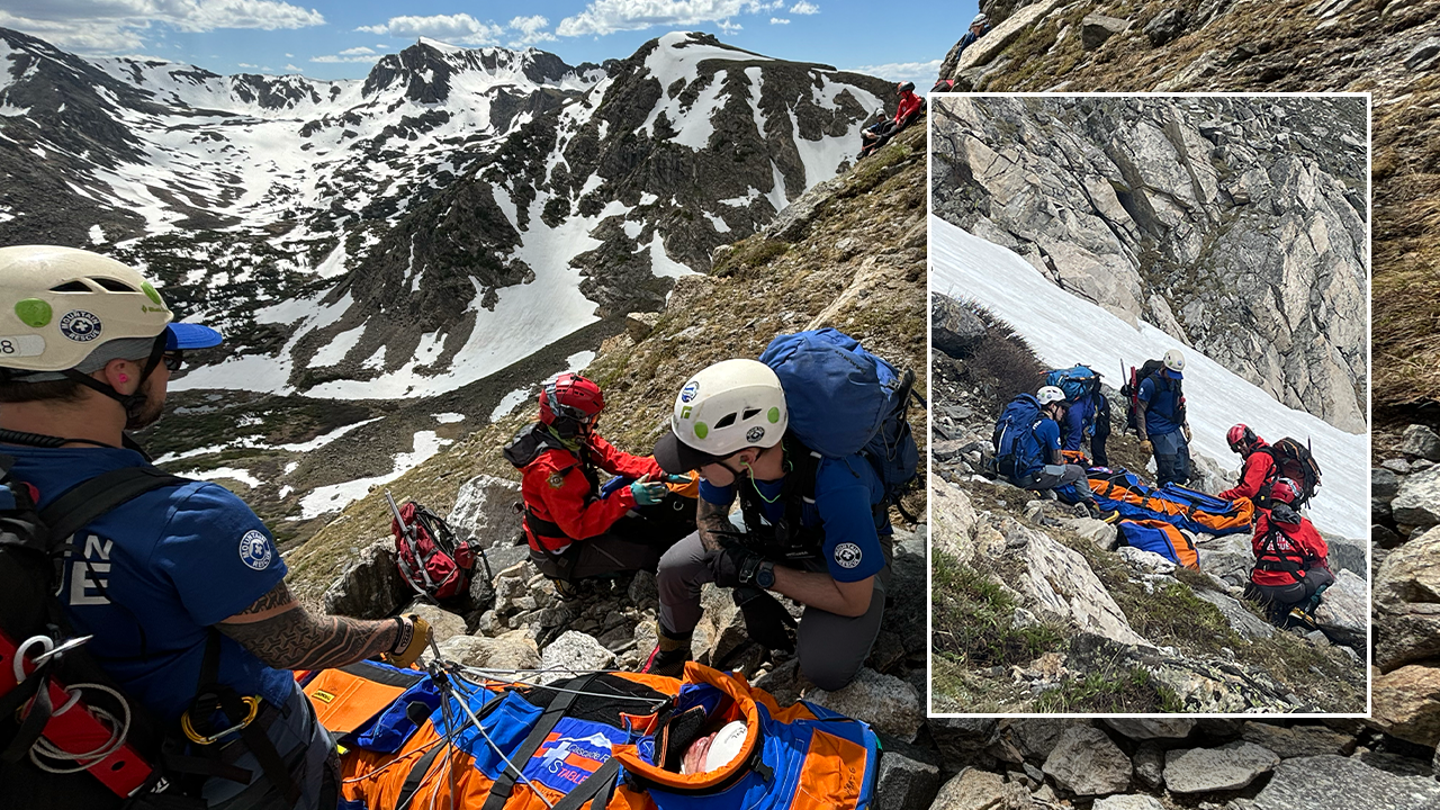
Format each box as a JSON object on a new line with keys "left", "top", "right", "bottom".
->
{"left": 162, "top": 351, "right": 184, "bottom": 372}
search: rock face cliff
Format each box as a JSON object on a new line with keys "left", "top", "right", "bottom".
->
{"left": 930, "top": 95, "right": 1367, "bottom": 433}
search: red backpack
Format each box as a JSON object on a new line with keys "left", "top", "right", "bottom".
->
{"left": 386, "top": 493, "right": 477, "bottom": 601}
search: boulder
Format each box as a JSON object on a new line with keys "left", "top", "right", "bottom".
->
{"left": 402, "top": 602, "right": 467, "bottom": 646}
{"left": 537, "top": 630, "right": 615, "bottom": 683}
{"left": 1373, "top": 527, "right": 1440, "bottom": 670}
{"left": 873, "top": 735, "right": 941, "bottom": 810}
{"left": 1009, "top": 719, "right": 1070, "bottom": 761}
{"left": 448, "top": 474, "right": 523, "bottom": 550}
{"left": 1132, "top": 741, "right": 1165, "bottom": 790}
{"left": 1313, "top": 568, "right": 1367, "bottom": 647}
{"left": 1401, "top": 424, "right": 1440, "bottom": 460}
{"left": 1093, "top": 796, "right": 1164, "bottom": 810}
{"left": 1239, "top": 722, "right": 1356, "bottom": 758}
{"left": 805, "top": 668, "right": 923, "bottom": 742}
{"left": 1194, "top": 534, "right": 1255, "bottom": 585}
{"left": 1143, "top": 7, "right": 1187, "bottom": 46}
{"left": 323, "top": 539, "right": 409, "bottom": 619}
{"left": 933, "top": 479, "right": 978, "bottom": 564}
{"left": 1164, "top": 741, "right": 1280, "bottom": 793}
{"left": 1060, "top": 517, "right": 1119, "bottom": 552}
{"left": 1042, "top": 725, "right": 1131, "bottom": 796}
{"left": 1117, "top": 546, "right": 1177, "bottom": 576}
{"left": 1391, "top": 467, "right": 1440, "bottom": 528}
{"left": 1193, "top": 589, "right": 1275, "bottom": 639}
{"left": 429, "top": 632, "right": 540, "bottom": 670}
{"left": 1324, "top": 535, "right": 1367, "bottom": 578}
{"left": 1373, "top": 467, "right": 1401, "bottom": 500}
{"left": 1368, "top": 665, "right": 1440, "bottom": 747}
{"left": 1081, "top": 14, "right": 1131, "bottom": 50}
{"left": 929, "top": 718, "right": 1001, "bottom": 765}
{"left": 1005, "top": 520, "right": 1149, "bottom": 647}
{"left": 929, "top": 767, "right": 1008, "bottom": 810}
{"left": 932, "top": 294, "right": 987, "bottom": 359}
{"left": 1251, "top": 755, "right": 1440, "bottom": 810}
{"left": 1102, "top": 718, "right": 1195, "bottom": 740}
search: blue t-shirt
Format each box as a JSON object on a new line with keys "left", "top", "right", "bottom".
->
{"left": 1019, "top": 418, "right": 1061, "bottom": 478}
{"left": 8, "top": 446, "right": 293, "bottom": 721}
{"left": 1138, "top": 370, "right": 1184, "bottom": 436}
{"left": 698, "top": 454, "right": 886, "bottom": 582}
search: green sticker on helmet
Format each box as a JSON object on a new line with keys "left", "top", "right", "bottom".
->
{"left": 767, "top": 407, "right": 781, "bottom": 424}
{"left": 15, "top": 299, "right": 52, "bottom": 328}
{"left": 694, "top": 423, "right": 708, "bottom": 440}
{"left": 141, "top": 281, "right": 164, "bottom": 306}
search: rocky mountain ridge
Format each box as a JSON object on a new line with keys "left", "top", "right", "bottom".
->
{"left": 0, "top": 27, "right": 898, "bottom": 527}
{"left": 930, "top": 95, "right": 1367, "bottom": 433}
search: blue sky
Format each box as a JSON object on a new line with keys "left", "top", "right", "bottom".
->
{"left": 0, "top": 0, "right": 980, "bottom": 90}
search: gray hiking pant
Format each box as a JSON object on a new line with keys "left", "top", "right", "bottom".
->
{"left": 656, "top": 531, "right": 891, "bottom": 691}
{"left": 1151, "top": 429, "right": 1191, "bottom": 486}
{"left": 1026, "top": 463, "right": 1095, "bottom": 504}
{"left": 203, "top": 679, "right": 338, "bottom": 810}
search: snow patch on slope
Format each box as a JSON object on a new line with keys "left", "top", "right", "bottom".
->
{"left": 931, "top": 215, "right": 1367, "bottom": 539}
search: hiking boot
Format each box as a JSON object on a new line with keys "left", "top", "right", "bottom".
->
{"left": 1287, "top": 606, "right": 1317, "bottom": 627}
{"left": 551, "top": 578, "right": 581, "bottom": 601}
{"left": 642, "top": 624, "right": 692, "bottom": 678}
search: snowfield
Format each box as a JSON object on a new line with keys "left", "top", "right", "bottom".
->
{"left": 931, "top": 215, "right": 1368, "bottom": 540}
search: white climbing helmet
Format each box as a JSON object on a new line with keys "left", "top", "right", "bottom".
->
{"left": 972, "top": 12, "right": 989, "bottom": 25}
{"left": 1163, "top": 349, "right": 1185, "bottom": 372}
{"left": 1037, "top": 385, "right": 1067, "bottom": 406}
{"left": 0, "top": 246, "right": 219, "bottom": 374}
{"left": 653, "top": 359, "right": 788, "bottom": 473}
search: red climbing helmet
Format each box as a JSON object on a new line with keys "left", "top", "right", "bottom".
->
{"left": 539, "top": 373, "right": 605, "bottom": 428}
{"left": 1226, "top": 423, "right": 1257, "bottom": 453}
{"left": 1268, "top": 477, "right": 1299, "bottom": 506}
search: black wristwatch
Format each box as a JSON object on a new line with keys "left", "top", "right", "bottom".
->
{"left": 754, "top": 561, "right": 776, "bottom": 589}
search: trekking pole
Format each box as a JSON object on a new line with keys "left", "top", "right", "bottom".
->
{"left": 386, "top": 490, "right": 437, "bottom": 592}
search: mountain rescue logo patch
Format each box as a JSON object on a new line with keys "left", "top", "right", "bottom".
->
{"left": 746, "top": 427, "right": 765, "bottom": 444}
{"left": 680, "top": 381, "right": 699, "bottom": 403}
{"left": 238, "top": 530, "right": 274, "bottom": 571}
{"left": 548, "top": 472, "right": 566, "bottom": 488}
{"left": 59, "top": 310, "right": 102, "bottom": 342}
{"left": 833, "top": 542, "right": 863, "bottom": 569}
{"left": 523, "top": 719, "right": 625, "bottom": 793}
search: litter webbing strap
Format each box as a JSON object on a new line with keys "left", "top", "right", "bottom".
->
{"left": 479, "top": 674, "right": 598, "bottom": 810}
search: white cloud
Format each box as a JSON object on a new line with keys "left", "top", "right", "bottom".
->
{"left": 789, "top": 1, "right": 820, "bottom": 13}
{"left": 237, "top": 62, "right": 257, "bottom": 67}
{"left": 508, "top": 15, "right": 557, "bottom": 46}
{"left": 718, "top": 20, "right": 743, "bottom": 33}
{"left": 285, "top": 63, "right": 301, "bottom": 71}
{"left": 338, "top": 46, "right": 376, "bottom": 56}
{"left": 770, "top": 17, "right": 789, "bottom": 23}
{"left": 848, "top": 58, "right": 943, "bottom": 90}
{"left": 556, "top": 0, "right": 778, "bottom": 37}
{"left": 357, "top": 13, "right": 505, "bottom": 46}
{"left": 0, "top": 1, "right": 323, "bottom": 55}
{"left": 311, "top": 51, "right": 383, "bottom": 64}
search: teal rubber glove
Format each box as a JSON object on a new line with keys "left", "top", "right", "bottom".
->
{"left": 631, "top": 478, "right": 668, "bottom": 506}
{"left": 663, "top": 473, "right": 694, "bottom": 485}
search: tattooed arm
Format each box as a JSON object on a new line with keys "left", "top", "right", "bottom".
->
{"left": 696, "top": 497, "right": 735, "bottom": 553}
{"left": 217, "top": 580, "right": 402, "bottom": 671}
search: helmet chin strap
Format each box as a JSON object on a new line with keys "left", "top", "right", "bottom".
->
{"left": 59, "top": 333, "right": 167, "bottom": 428}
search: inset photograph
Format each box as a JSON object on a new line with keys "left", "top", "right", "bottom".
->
{"left": 928, "top": 95, "right": 1369, "bottom": 714}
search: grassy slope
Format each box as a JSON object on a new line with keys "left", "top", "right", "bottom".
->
{"left": 284, "top": 124, "right": 930, "bottom": 602}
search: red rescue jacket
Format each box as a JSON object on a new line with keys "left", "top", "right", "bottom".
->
{"left": 510, "top": 425, "right": 664, "bottom": 554}
{"left": 1219, "top": 440, "right": 1275, "bottom": 501}
{"left": 1250, "top": 507, "right": 1329, "bottom": 587}
{"left": 894, "top": 91, "right": 922, "bottom": 126}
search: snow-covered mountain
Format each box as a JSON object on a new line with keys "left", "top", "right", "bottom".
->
{"left": 931, "top": 215, "right": 1366, "bottom": 540}
{"left": 0, "top": 28, "right": 892, "bottom": 402}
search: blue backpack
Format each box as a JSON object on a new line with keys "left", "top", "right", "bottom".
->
{"left": 1046, "top": 365, "right": 1099, "bottom": 403}
{"left": 759, "top": 329, "right": 921, "bottom": 510}
{"left": 993, "top": 394, "right": 1045, "bottom": 481}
